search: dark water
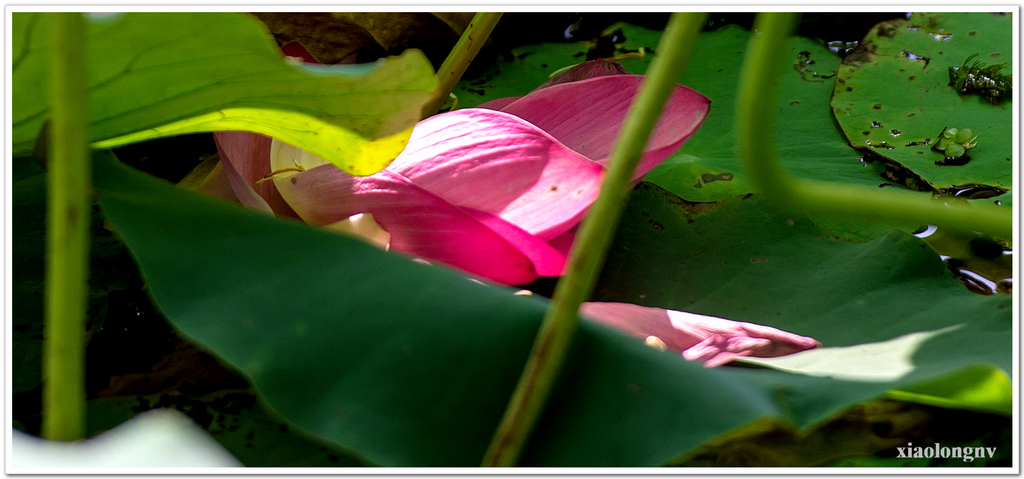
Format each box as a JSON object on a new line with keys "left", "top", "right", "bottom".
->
{"left": 488, "top": 12, "right": 905, "bottom": 57}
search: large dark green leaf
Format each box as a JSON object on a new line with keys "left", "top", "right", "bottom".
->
{"left": 94, "top": 155, "right": 1010, "bottom": 466}
{"left": 593, "top": 183, "right": 1011, "bottom": 417}
{"left": 830, "top": 12, "right": 1012, "bottom": 190}
{"left": 12, "top": 12, "right": 437, "bottom": 175}
{"left": 93, "top": 154, "right": 767, "bottom": 466}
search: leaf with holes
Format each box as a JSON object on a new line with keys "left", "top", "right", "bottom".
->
{"left": 830, "top": 12, "right": 1012, "bottom": 190}
{"left": 644, "top": 26, "right": 888, "bottom": 203}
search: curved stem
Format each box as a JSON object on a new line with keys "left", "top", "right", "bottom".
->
{"left": 735, "top": 13, "right": 799, "bottom": 200}
{"left": 792, "top": 179, "right": 1011, "bottom": 238}
{"left": 43, "top": 12, "right": 90, "bottom": 441}
{"left": 481, "top": 12, "right": 708, "bottom": 467}
{"left": 736, "top": 13, "right": 1011, "bottom": 240}
{"left": 422, "top": 12, "right": 503, "bottom": 118}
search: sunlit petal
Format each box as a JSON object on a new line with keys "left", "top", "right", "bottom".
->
{"left": 269, "top": 137, "right": 330, "bottom": 175}
{"left": 274, "top": 164, "right": 566, "bottom": 285}
{"left": 497, "top": 75, "right": 711, "bottom": 180}
{"left": 386, "top": 109, "right": 605, "bottom": 241}
{"left": 324, "top": 213, "right": 392, "bottom": 250}
{"left": 580, "top": 302, "right": 819, "bottom": 366}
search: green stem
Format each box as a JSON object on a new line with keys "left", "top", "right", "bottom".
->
{"left": 736, "top": 12, "right": 1011, "bottom": 240}
{"left": 735, "top": 13, "right": 799, "bottom": 200}
{"left": 481, "top": 12, "right": 707, "bottom": 467}
{"left": 43, "top": 12, "right": 90, "bottom": 441}
{"left": 422, "top": 12, "right": 503, "bottom": 118}
{"left": 792, "top": 179, "right": 1011, "bottom": 239}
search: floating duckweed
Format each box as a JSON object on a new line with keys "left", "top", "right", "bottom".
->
{"left": 932, "top": 126, "right": 979, "bottom": 165}
{"left": 948, "top": 53, "right": 1012, "bottom": 103}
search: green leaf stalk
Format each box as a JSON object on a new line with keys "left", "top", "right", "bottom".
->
{"left": 43, "top": 12, "right": 91, "bottom": 441}
{"left": 423, "top": 12, "right": 503, "bottom": 118}
{"left": 482, "top": 12, "right": 708, "bottom": 467}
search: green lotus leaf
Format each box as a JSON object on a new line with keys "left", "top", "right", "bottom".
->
{"left": 453, "top": 22, "right": 658, "bottom": 109}
{"left": 593, "top": 183, "right": 1011, "bottom": 417}
{"left": 645, "top": 26, "right": 888, "bottom": 204}
{"left": 12, "top": 12, "right": 438, "bottom": 175}
{"left": 453, "top": 36, "right": 592, "bottom": 108}
{"left": 830, "top": 12, "right": 1012, "bottom": 189}
{"left": 93, "top": 155, "right": 1010, "bottom": 466}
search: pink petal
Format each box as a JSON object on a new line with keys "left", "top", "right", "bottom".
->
{"left": 385, "top": 109, "right": 606, "bottom": 241}
{"left": 535, "top": 58, "right": 628, "bottom": 90}
{"left": 681, "top": 337, "right": 724, "bottom": 363}
{"left": 464, "top": 209, "right": 565, "bottom": 277}
{"left": 213, "top": 132, "right": 298, "bottom": 217}
{"left": 579, "top": 302, "right": 697, "bottom": 352}
{"left": 273, "top": 164, "right": 566, "bottom": 285}
{"left": 701, "top": 350, "right": 753, "bottom": 369}
{"left": 477, "top": 96, "right": 521, "bottom": 110}
{"left": 497, "top": 75, "right": 710, "bottom": 180}
{"left": 579, "top": 302, "right": 819, "bottom": 366}
{"left": 546, "top": 228, "right": 577, "bottom": 257}
{"left": 666, "top": 309, "right": 821, "bottom": 357}
{"left": 220, "top": 145, "right": 273, "bottom": 213}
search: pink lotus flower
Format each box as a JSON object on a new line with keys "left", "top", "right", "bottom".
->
{"left": 203, "top": 47, "right": 817, "bottom": 366}
{"left": 208, "top": 69, "right": 709, "bottom": 285}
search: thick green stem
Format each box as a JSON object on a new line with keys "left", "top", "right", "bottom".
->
{"left": 737, "top": 12, "right": 1011, "bottom": 240}
{"left": 43, "top": 12, "right": 90, "bottom": 441}
{"left": 481, "top": 12, "right": 707, "bottom": 467}
{"left": 735, "top": 13, "right": 799, "bottom": 200}
{"left": 792, "top": 179, "right": 1011, "bottom": 239}
{"left": 422, "top": 12, "right": 503, "bottom": 118}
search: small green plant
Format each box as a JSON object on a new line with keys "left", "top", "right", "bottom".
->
{"left": 932, "top": 127, "right": 979, "bottom": 165}
{"left": 948, "top": 53, "right": 1011, "bottom": 104}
